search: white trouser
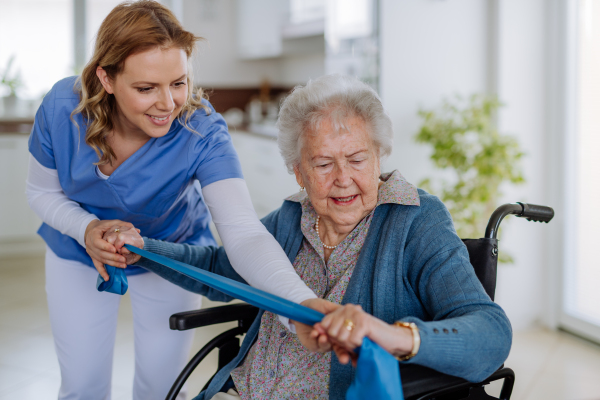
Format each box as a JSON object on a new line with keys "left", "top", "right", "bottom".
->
{"left": 45, "top": 246, "right": 202, "bottom": 400}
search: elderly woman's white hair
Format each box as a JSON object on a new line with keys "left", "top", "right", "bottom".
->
{"left": 277, "top": 74, "right": 394, "bottom": 173}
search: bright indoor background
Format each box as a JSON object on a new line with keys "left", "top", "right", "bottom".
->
{"left": 0, "top": 1, "right": 599, "bottom": 399}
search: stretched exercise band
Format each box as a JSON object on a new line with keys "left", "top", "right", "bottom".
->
{"left": 100, "top": 244, "right": 404, "bottom": 399}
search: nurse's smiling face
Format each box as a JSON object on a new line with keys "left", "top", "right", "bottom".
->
{"left": 96, "top": 46, "right": 188, "bottom": 140}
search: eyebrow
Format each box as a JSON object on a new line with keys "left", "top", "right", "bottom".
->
{"left": 311, "top": 149, "right": 368, "bottom": 161}
{"left": 131, "top": 74, "right": 187, "bottom": 86}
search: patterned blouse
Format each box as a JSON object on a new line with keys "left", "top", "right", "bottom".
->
{"left": 230, "top": 170, "right": 420, "bottom": 399}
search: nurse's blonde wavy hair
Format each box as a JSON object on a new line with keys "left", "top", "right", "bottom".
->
{"left": 72, "top": 0, "right": 208, "bottom": 166}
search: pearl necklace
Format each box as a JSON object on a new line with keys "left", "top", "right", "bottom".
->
{"left": 315, "top": 216, "right": 338, "bottom": 249}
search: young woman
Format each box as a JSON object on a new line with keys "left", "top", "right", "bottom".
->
{"left": 25, "top": 2, "right": 317, "bottom": 399}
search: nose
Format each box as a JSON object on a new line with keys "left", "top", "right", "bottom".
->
{"left": 334, "top": 163, "right": 353, "bottom": 187}
{"left": 155, "top": 87, "right": 175, "bottom": 112}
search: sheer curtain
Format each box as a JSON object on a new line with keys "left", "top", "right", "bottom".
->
{"left": 561, "top": 0, "right": 600, "bottom": 341}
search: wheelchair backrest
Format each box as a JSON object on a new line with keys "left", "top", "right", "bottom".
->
{"left": 461, "top": 238, "right": 498, "bottom": 301}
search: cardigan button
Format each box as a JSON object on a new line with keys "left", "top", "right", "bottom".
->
{"left": 443, "top": 329, "right": 449, "bottom": 334}
{"left": 433, "top": 328, "right": 439, "bottom": 334}
{"left": 452, "top": 328, "right": 458, "bottom": 334}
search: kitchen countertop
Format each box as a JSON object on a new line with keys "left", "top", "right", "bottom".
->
{"left": 0, "top": 117, "right": 34, "bottom": 135}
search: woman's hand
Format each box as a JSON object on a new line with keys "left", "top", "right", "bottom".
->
{"left": 85, "top": 219, "right": 135, "bottom": 281}
{"left": 292, "top": 298, "right": 341, "bottom": 352}
{"left": 318, "top": 304, "right": 414, "bottom": 365}
{"left": 102, "top": 226, "right": 144, "bottom": 265}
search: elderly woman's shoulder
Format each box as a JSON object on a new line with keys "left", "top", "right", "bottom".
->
{"left": 413, "top": 188, "right": 453, "bottom": 221}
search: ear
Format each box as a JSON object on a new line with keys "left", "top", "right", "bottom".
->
{"left": 293, "top": 165, "right": 304, "bottom": 188}
{"left": 374, "top": 155, "right": 381, "bottom": 178}
{"left": 96, "top": 66, "right": 114, "bottom": 94}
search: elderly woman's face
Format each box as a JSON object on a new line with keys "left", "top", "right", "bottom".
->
{"left": 294, "top": 115, "right": 381, "bottom": 231}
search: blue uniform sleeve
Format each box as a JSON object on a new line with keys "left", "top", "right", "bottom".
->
{"left": 28, "top": 87, "right": 58, "bottom": 169}
{"left": 188, "top": 102, "right": 244, "bottom": 187}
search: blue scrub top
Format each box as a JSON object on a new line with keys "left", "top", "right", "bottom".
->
{"left": 28, "top": 77, "right": 244, "bottom": 275}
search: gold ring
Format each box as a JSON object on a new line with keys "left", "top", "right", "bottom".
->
{"left": 343, "top": 319, "right": 355, "bottom": 332}
{"left": 114, "top": 228, "right": 120, "bottom": 233}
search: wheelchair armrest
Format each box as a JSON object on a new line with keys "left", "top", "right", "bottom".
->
{"left": 401, "top": 364, "right": 466, "bottom": 399}
{"left": 402, "top": 364, "right": 512, "bottom": 400}
{"left": 169, "top": 303, "right": 260, "bottom": 331}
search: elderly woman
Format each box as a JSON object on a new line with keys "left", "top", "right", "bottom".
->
{"left": 109, "top": 74, "right": 512, "bottom": 400}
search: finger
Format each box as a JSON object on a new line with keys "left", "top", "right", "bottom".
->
{"left": 313, "top": 323, "right": 327, "bottom": 335}
{"left": 94, "top": 249, "right": 126, "bottom": 264}
{"left": 93, "top": 258, "right": 109, "bottom": 281}
{"left": 136, "top": 229, "right": 141, "bottom": 233}
{"left": 320, "top": 312, "right": 335, "bottom": 329}
{"left": 317, "top": 333, "right": 331, "bottom": 350}
{"left": 328, "top": 306, "right": 363, "bottom": 342}
{"left": 90, "top": 236, "right": 117, "bottom": 254}
{"left": 323, "top": 302, "right": 342, "bottom": 313}
{"left": 317, "top": 339, "right": 332, "bottom": 352}
{"left": 91, "top": 250, "right": 127, "bottom": 268}
{"left": 326, "top": 312, "right": 348, "bottom": 339}
{"left": 105, "top": 220, "right": 134, "bottom": 229}
{"left": 348, "top": 324, "right": 368, "bottom": 348}
{"left": 320, "top": 305, "right": 348, "bottom": 329}
{"left": 333, "top": 345, "right": 350, "bottom": 365}
{"left": 104, "top": 233, "right": 117, "bottom": 245}
{"left": 115, "top": 233, "right": 133, "bottom": 249}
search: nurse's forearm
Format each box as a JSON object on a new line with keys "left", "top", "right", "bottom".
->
{"left": 202, "top": 178, "right": 317, "bottom": 304}
{"left": 26, "top": 154, "right": 98, "bottom": 247}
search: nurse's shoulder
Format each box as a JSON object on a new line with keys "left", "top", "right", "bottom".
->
{"left": 42, "top": 76, "right": 80, "bottom": 106}
{"left": 181, "top": 98, "right": 231, "bottom": 143}
{"left": 37, "top": 76, "right": 82, "bottom": 121}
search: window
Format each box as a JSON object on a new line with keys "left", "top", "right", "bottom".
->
{"left": 0, "top": 0, "right": 73, "bottom": 99}
{"left": 561, "top": 0, "right": 600, "bottom": 341}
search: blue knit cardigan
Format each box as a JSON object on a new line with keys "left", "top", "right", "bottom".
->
{"left": 137, "top": 190, "right": 512, "bottom": 400}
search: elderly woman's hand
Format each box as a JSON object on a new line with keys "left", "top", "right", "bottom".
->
{"left": 292, "top": 298, "right": 341, "bottom": 352}
{"left": 102, "top": 226, "right": 144, "bottom": 266}
{"left": 317, "top": 304, "right": 415, "bottom": 365}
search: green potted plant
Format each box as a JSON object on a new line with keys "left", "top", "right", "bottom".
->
{"left": 1, "top": 55, "right": 24, "bottom": 115}
{"left": 415, "top": 94, "right": 525, "bottom": 262}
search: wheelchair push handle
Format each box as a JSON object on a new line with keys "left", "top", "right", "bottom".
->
{"left": 485, "top": 202, "right": 554, "bottom": 239}
{"left": 518, "top": 202, "right": 555, "bottom": 223}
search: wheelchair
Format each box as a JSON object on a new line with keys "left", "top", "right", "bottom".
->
{"left": 164, "top": 202, "right": 554, "bottom": 400}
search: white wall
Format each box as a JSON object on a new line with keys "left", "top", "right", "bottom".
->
{"left": 379, "top": 0, "right": 490, "bottom": 183}
{"left": 380, "top": 0, "right": 550, "bottom": 331}
{"left": 182, "top": 0, "right": 325, "bottom": 88}
{"left": 182, "top": 0, "right": 282, "bottom": 87}
{"left": 493, "top": 0, "right": 549, "bottom": 332}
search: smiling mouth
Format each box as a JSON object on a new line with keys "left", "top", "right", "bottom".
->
{"left": 333, "top": 195, "right": 358, "bottom": 203}
{"left": 147, "top": 114, "right": 170, "bottom": 121}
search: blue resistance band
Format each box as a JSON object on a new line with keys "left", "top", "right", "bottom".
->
{"left": 98, "top": 245, "right": 404, "bottom": 399}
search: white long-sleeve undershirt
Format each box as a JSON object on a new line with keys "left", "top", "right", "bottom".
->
{"left": 26, "top": 155, "right": 99, "bottom": 248}
{"left": 25, "top": 155, "right": 316, "bottom": 316}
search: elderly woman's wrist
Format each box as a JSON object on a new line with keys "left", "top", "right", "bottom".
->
{"left": 369, "top": 318, "right": 413, "bottom": 357}
{"left": 391, "top": 322, "right": 421, "bottom": 361}
{"left": 389, "top": 324, "right": 415, "bottom": 358}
